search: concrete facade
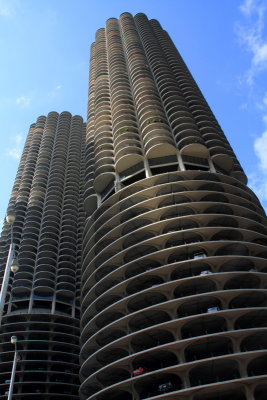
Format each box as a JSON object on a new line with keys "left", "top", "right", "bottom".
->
{"left": 1, "top": 11, "right": 267, "bottom": 400}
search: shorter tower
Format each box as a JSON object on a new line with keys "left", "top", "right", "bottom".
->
{"left": 0, "top": 112, "right": 86, "bottom": 399}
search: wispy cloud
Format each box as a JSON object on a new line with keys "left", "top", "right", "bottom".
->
{"left": 5, "top": 134, "right": 23, "bottom": 160}
{"left": 248, "top": 91, "right": 267, "bottom": 205}
{"left": 237, "top": 0, "right": 267, "bottom": 85}
{"left": 236, "top": 1, "right": 267, "bottom": 210}
{"left": 253, "top": 92, "right": 267, "bottom": 167}
{"left": 240, "top": 0, "right": 258, "bottom": 15}
{"left": 16, "top": 96, "right": 31, "bottom": 107}
{"left": 254, "top": 130, "right": 267, "bottom": 170}
{"left": 248, "top": 172, "right": 267, "bottom": 207}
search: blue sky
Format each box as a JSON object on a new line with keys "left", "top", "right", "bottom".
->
{"left": 1, "top": 0, "right": 267, "bottom": 224}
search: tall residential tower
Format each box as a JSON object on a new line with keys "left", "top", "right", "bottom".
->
{"left": 0, "top": 11, "right": 267, "bottom": 400}
{"left": 80, "top": 13, "right": 267, "bottom": 400}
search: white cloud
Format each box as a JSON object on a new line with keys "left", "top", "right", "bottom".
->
{"left": 5, "top": 134, "right": 23, "bottom": 160}
{"left": 254, "top": 129, "right": 267, "bottom": 170}
{"left": 253, "top": 92, "right": 267, "bottom": 165}
{"left": 237, "top": 0, "right": 267, "bottom": 85}
{"left": 249, "top": 91, "right": 267, "bottom": 206}
{"left": 16, "top": 96, "right": 31, "bottom": 107}
{"left": 248, "top": 172, "right": 267, "bottom": 213}
{"left": 262, "top": 115, "right": 267, "bottom": 125}
{"left": 56, "top": 84, "right": 62, "bottom": 90}
{"left": 263, "top": 91, "right": 267, "bottom": 106}
{"left": 240, "top": 0, "right": 256, "bottom": 15}
{"left": 237, "top": 2, "right": 267, "bottom": 212}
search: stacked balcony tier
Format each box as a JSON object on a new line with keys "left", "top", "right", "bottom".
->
{"left": 0, "top": 112, "right": 86, "bottom": 399}
{"left": 84, "top": 13, "right": 246, "bottom": 217}
{"left": 80, "top": 170, "right": 267, "bottom": 400}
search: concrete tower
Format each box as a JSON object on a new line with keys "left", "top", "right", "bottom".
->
{"left": 1, "top": 11, "right": 267, "bottom": 400}
{"left": 80, "top": 13, "right": 267, "bottom": 400}
{"left": 0, "top": 112, "right": 85, "bottom": 398}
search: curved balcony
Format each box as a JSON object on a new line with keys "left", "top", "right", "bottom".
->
{"left": 178, "top": 136, "right": 209, "bottom": 158}
{"left": 93, "top": 173, "right": 115, "bottom": 197}
{"left": 209, "top": 146, "right": 234, "bottom": 172}
{"left": 144, "top": 135, "right": 177, "bottom": 159}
